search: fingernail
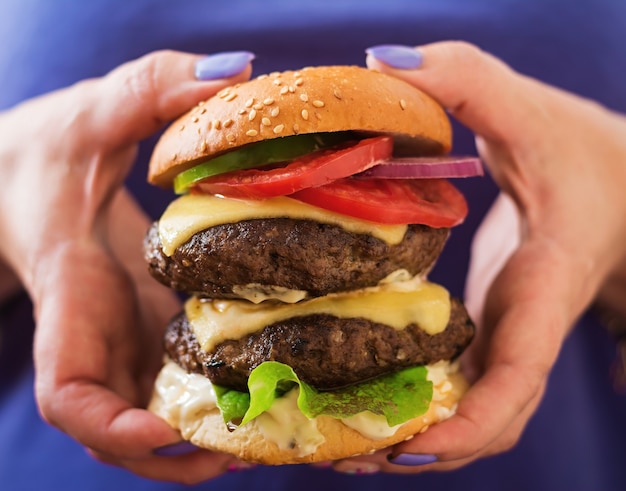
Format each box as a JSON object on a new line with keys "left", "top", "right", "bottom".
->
{"left": 153, "top": 441, "right": 199, "bottom": 457}
{"left": 366, "top": 45, "right": 423, "bottom": 69}
{"left": 195, "top": 51, "right": 255, "bottom": 80}
{"left": 388, "top": 453, "right": 438, "bottom": 466}
{"left": 334, "top": 461, "right": 380, "bottom": 475}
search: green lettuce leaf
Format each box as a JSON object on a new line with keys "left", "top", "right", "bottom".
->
{"left": 214, "top": 361, "right": 433, "bottom": 428}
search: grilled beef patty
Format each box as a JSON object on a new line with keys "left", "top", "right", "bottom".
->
{"left": 144, "top": 218, "right": 449, "bottom": 299}
{"left": 164, "top": 297, "right": 474, "bottom": 391}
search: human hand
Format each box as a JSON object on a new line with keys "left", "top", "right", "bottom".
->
{"left": 330, "top": 41, "right": 626, "bottom": 474}
{"left": 0, "top": 50, "right": 255, "bottom": 483}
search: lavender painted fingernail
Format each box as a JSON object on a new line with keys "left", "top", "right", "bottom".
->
{"left": 195, "top": 51, "right": 255, "bottom": 80}
{"left": 365, "top": 45, "right": 423, "bottom": 69}
{"left": 153, "top": 441, "right": 199, "bottom": 457}
{"left": 388, "top": 453, "right": 438, "bottom": 466}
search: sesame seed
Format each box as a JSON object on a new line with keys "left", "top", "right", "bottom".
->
{"left": 280, "top": 86, "right": 289, "bottom": 95}
{"left": 399, "top": 99, "right": 407, "bottom": 110}
{"left": 217, "top": 88, "right": 231, "bottom": 98}
{"left": 179, "top": 124, "right": 186, "bottom": 132}
{"left": 223, "top": 118, "right": 234, "bottom": 128}
{"left": 257, "top": 74, "right": 268, "bottom": 80}
{"left": 201, "top": 141, "right": 207, "bottom": 152}
{"left": 301, "top": 109, "right": 309, "bottom": 120}
{"left": 248, "top": 109, "right": 257, "bottom": 121}
{"left": 200, "top": 108, "right": 207, "bottom": 114}
{"left": 271, "top": 107, "right": 280, "bottom": 117}
{"left": 293, "top": 124, "right": 300, "bottom": 134}
{"left": 315, "top": 112, "right": 322, "bottom": 120}
{"left": 273, "top": 124, "right": 285, "bottom": 134}
{"left": 270, "top": 71, "right": 281, "bottom": 78}
{"left": 224, "top": 92, "right": 237, "bottom": 102}
{"left": 238, "top": 108, "right": 248, "bottom": 115}
{"left": 214, "top": 120, "right": 222, "bottom": 130}
{"left": 246, "top": 129, "right": 258, "bottom": 137}
{"left": 245, "top": 98, "right": 255, "bottom": 108}
{"left": 226, "top": 134, "right": 236, "bottom": 143}
{"left": 333, "top": 89, "right": 343, "bottom": 100}
{"left": 253, "top": 103, "right": 264, "bottom": 111}
{"left": 273, "top": 79, "right": 282, "bottom": 86}
{"left": 299, "top": 93, "right": 309, "bottom": 102}
{"left": 295, "top": 78, "right": 304, "bottom": 86}
{"left": 171, "top": 153, "right": 177, "bottom": 161}
{"left": 312, "top": 100, "right": 325, "bottom": 108}
{"left": 293, "top": 71, "right": 301, "bottom": 77}
{"left": 192, "top": 116, "right": 199, "bottom": 123}
{"left": 261, "top": 117, "right": 271, "bottom": 126}
{"left": 263, "top": 97, "right": 275, "bottom": 106}
{"left": 288, "top": 86, "right": 295, "bottom": 93}
{"left": 207, "top": 121, "right": 212, "bottom": 130}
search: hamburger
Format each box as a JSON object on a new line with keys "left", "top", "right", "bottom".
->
{"left": 145, "top": 65, "right": 479, "bottom": 464}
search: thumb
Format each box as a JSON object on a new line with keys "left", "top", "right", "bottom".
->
{"left": 85, "top": 50, "right": 255, "bottom": 149}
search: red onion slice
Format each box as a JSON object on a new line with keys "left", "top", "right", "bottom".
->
{"left": 357, "top": 156, "right": 483, "bottom": 179}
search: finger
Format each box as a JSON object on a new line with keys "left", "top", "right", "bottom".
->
{"left": 336, "top": 384, "right": 543, "bottom": 475}
{"left": 463, "top": 193, "right": 520, "bottom": 379}
{"left": 33, "top": 243, "right": 181, "bottom": 458}
{"left": 388, "top": 238, "right": 573, "bottom": 463}
{"left": 90, "top": 50, "right": 254, "bottom": 147}
{"left": 366, "top": 42, "right": 553, "bottom": 148}
{"left": 106, "top": 188, "right": 181, "bottom": 400}
{"left": 107, "top": 188, "right": 180, "bottom": 328}
{"left": 88, "top": 447, "right": 238, "bottom": 484}
{"left": 365, "top": 42, "right": 588, "bottom": 211}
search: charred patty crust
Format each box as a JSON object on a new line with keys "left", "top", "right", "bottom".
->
{"left": 164, "top": 297, "right": 474, "bottom": 391}
{"left": 144, "top": 219, "right": 450, "bottom": 299}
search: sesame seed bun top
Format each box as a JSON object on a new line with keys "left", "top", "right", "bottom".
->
{"left": 148, "top": 65, "right": 452, "bottom": 187}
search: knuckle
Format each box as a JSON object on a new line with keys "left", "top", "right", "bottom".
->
{"left": 441, "top": 41, "right": 486, "bottom": 67}
{"left": 439, "top": 40, "right": 514, "bottom": 83}
{"left": 109, "top": 50, "right": 174, "bottom": 107}
{"left": 495, "top": 425, "right": 524, "bottom": 454}
{"left": 119, "top": 54, "right": 161, "bottom": 106}
{"left": 500, "top": 432, "right": 522, "bottom": 453}
{"left": 86, "top": 448, "right": 116, "bottom": 466}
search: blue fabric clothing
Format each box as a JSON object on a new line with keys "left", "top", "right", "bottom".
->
{"left": 1, "top": 1, "right": 626, "bottom": 490}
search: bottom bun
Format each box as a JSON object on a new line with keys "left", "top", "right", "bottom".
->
{"left": 149, "top": 360, "right": 468, "bottom": 465}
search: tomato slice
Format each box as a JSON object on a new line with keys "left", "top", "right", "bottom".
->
{"left": 192, "top": 136, "right": 393, "bottom": 199}
{"left": 174, "top": 133, "right": 349, "bottom": 194}
{"left": 289, "top": 178, "right": 468, "bottom": 227}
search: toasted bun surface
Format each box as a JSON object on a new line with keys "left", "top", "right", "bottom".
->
{"left": 149, "top": 65, "right": 451, "bottom": 187}
{"left": 149, "top": 361, "right": 467, "bottom": 465}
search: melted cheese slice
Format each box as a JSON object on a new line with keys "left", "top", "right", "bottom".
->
{"left": 186, "top": 276, "right": 451, "bottom": 352}
{"left": 158, "top": 193, "right": 408, "bottom": 256}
